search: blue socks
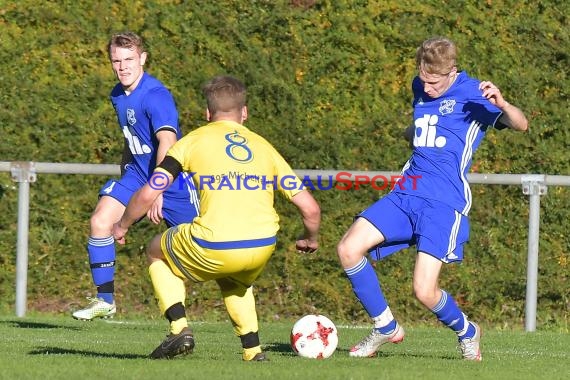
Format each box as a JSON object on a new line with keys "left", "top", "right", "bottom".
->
{"left": 345, "top": 259, "right": 476, "bottom": 339}
{"left": 87, "top": 236, "right": 116, "bottom": 304}
{"left": 345, "top": 257, "right": 396, "bottom": 334}
{"left": 432, "top": 290, "right": 476, "bottom": 340}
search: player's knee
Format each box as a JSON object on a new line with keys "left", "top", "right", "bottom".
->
{"left": 336, "top": 239, "right": 349, "bottom": 259}
{"left": 89, "top": 212, "right": 113, "bottom": 235}
{"left": 413, "top": 287, "right": 430, "bottom": 305}
{"left": 336, "top": 239, "right": 361, "bottom": 267}
{"left": 412, "top": 283, "right": 438, "bottom": 306}
{"left": 146, "top": 235, "right": 165, "bottom": 264}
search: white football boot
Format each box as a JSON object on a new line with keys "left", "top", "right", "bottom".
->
{"left": 349, "top": 324, "right": 405, "bottom": 357}
{"left": 72, "top": 297, "right": 116, "bottom": 320}
{"left": 458, "top": 322, "right": 482, "bottom": 361}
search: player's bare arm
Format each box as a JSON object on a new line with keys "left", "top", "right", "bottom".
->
{"left": 480, "top": 81, "right": 529, "bottom": 132}
{"left": 291, "top": 190, "right": 321, "bottom": 253}
{"left": 112, "top": 169, "right": 174, "bottom": 244}
{"left": 146, "top": 129, "right": 178, "bottom": 224}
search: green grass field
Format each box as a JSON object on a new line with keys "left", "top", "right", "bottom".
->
{"left": 1, "top": 314, "right": 568, "bottom": 380}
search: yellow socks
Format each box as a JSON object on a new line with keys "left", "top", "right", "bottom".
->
{"left": 148, "top": 260, "right": 186, "bottom": 315}
{"left": 170, "top": 317, "right": 188, "bottom": 335}
{"left": 242, "top": 346, "right": 262, "bottom": 361}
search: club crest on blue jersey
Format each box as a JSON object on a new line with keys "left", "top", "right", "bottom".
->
{"left": 127, "top": 108, "right": 137, "bottom": 126}
{"left": 439, "top": 99, "right": 456, "bottom": 115}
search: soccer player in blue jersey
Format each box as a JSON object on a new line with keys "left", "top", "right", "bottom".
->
{"left": 72, "top": 32, "right": 199, "bottom": 320}
{"left": 112, "top": 75, "right": 321, "bottom": 361}
{"left": 337, "top": 36, "right": 528, "bottom": 361}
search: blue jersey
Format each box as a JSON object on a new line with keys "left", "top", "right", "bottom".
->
{"left": 393, "top": 71, "right": 503, "bottom": 215}
{"left": 110, "top": 72, "right": 187, "bottom": 200}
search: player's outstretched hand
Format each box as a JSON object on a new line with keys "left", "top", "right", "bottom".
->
{"left": 296, "top": 238, "right": 318, "bottom": 254}
{"left": 479, "top": 81, "right": 507, "bottom": 108}
{"left": 112, "top": 222, "right": 128, "bottom": 245}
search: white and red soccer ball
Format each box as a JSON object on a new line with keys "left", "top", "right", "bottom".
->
{"left": 290, "top": 314, "right": 338, "bottom": 359}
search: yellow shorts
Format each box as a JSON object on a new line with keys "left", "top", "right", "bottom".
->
{"left": 160, "top": 225, "right": 275, "bottom": 286}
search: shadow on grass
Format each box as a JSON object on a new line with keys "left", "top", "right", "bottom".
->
{"left": 28, "top": 346, "right": 147, "bottom": 359}
{"left": 0, "top": 319, "right": 82, "bottom": 330}
{"left": 264, "top": 341, "right": 297, "bottom": 357}
{"left": 264, "top": 341, "right": 457, "bottom": 361}
{"left": 376, "top": 351, "right": 457, "bottom": 360}
{"left": 263, "top": 342, "right": 372, "bottom": 358}
{"left": 263, "top": 341, "right": 370, "bottom": 357}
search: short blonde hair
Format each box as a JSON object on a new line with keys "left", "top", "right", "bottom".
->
{"left": 202, "top": 76, "right": 246, "bottom": 115}
{"left": 416, "top": 37, "right": 457, "bottom": 75}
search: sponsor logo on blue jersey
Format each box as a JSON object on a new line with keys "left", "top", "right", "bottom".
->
{"left": 122, "top": 125, "right": 151, "bottom": 155}
{"left": 413, "top": 114, "right": 447, "bottom": 148}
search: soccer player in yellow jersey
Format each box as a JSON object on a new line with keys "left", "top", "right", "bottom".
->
{"left": 112, "top": 75, "right": 321, "bottom": 361}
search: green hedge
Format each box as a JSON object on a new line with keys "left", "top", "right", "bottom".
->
{"left": 0, "top": 0, "right": 568, "bottom": 329}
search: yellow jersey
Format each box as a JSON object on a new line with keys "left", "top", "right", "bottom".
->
{"left": 161, "top": 120, "right": 302, "bottom": 248}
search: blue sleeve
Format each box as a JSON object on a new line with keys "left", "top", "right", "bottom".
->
{"left": 462, "top": 81, "right": 503, "bottom": 129}
{"left": 143, "top": 88, "right": 180, "bottom": 136}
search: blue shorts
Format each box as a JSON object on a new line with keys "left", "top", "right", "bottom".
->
{"left": 360, "top": 192, "right": 469, "bottom": 263}
{"left": 99, "top": 171, "right": 199, "bottom": 228}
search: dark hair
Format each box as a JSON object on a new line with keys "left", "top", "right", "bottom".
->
{"left": 107, "top": 32, "right": 144, "bottom": 59}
